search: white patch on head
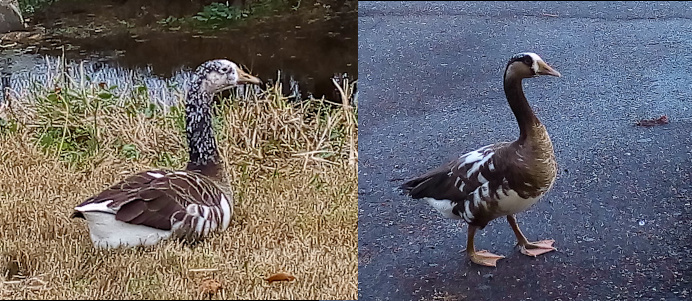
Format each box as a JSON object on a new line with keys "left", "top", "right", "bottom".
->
{"left": 522, "top": 52, "right": 544, "bottom": 74}
{"left": 424, "top": 198, "right": 461, "bottom": 220}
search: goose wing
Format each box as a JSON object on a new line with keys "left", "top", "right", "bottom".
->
{"left": 401, "top": 143, "right": 511, "bottom": 227}
{"left": 73, "top": 170, "right": 232, "bottom": 238}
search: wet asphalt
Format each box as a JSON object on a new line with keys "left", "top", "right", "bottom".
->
{"left": 358, "top": 2, "right": 692, "bottom": 300}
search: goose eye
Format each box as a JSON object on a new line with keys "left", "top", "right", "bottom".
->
{"left": 220, "top": 67, "right": 229, "bottom": 73}
{"left": 523, "top": 57, "right": 532, "bottom": 65}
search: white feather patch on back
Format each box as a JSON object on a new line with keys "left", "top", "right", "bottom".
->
{"left": 477, "top": 173, "right": 487, "bottom": 183}
{"left": 472, "top": 190, "right": 482, "bottom": 207}
{"left": 463, "top": 201, "right": 474, "bottom": 222}
{"left": 459, "top": 144, "right": 495, "bottom": 177}
{"left": 462, "top": 151, "right": 484, "bottom": 165}
{"left": 466, "top": 152, "right": 493, "bottom": 178}
{"left": 186, "top": 204, "right": 200, "bottom": 216}
{"left": 74, "top": 200, "right": 116, "bottom": 214}
{"left": 147, "top": 171, "right": 165, "bottom": 178}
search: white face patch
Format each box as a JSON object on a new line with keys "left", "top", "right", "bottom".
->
{"left": 526, "top": 52, "right": 544, "bottom": 74}
{"left": 514, "top": 52, "right": 544, "bottom": 74}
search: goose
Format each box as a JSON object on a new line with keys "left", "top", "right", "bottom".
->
{"left": 400, "top": 52, "right": 561, "bottom": 267}
{"left": 72, "top": 59, "right": 262, "bottom": 249}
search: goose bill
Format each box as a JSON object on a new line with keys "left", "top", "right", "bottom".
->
{"left": 236, "top": 69, "right": 262, "bottom": 85}
{"left": 536, "top": 61, "right": 561, "bottom": 77}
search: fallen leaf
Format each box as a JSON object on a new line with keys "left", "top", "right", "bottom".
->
{"left": 199, "top": 278, "right": 223, "bottom": 300}
{"left": 264, "top": 272, "right": 296, "bottom": 283}
{"left": 636, "top": 115, "right": 669, "bottom": 127}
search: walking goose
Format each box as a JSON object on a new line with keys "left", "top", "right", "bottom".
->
{"left": 72, "top": 59, "right": 262, "bottom": 249}
{"left": 401, "top": 52, "right": 561, "bottom": 267}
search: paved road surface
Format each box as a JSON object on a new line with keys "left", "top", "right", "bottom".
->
{"left": 358, "top": 2, "right": 692, "bottom": 300}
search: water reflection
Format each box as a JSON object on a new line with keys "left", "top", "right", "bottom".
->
{"left": 3, "top": 0, "right": 356, "bottom": 100}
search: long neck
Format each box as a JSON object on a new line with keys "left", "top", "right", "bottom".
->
{"left": 184, "top": 85, "right": 221, "bottom": 177}
{"left": 504, "top": 72, "right": 540, "bottom": 143}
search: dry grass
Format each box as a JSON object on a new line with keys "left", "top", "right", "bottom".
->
{"left": 0, "top": 68, "right": 357, "bottom": 299}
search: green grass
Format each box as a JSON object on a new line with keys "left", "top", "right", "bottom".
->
{"left": 158, "top": 0, "right": 301, "bottom": 30}
{"left": 17, "top": 0, "right": 56, "bottom": 15}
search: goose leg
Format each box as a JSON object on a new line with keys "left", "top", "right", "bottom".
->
{"left": 507, "top": 215, "right": 556, "bottom": 257}
{"left": 466, "top": 225, "right": 505, "bottom": 267}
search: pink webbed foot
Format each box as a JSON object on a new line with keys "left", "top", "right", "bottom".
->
{"left": 469, "top": 250, "right": 506, "bottom": 267}
{"left": 519, "top": 239, "right": 556, "bottom": 257}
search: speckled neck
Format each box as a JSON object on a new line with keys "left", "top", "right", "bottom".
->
{"left": 184, "top": 77, "right": 221, "bottom": 177}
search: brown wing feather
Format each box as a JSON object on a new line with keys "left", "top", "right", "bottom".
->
{"left": 75, "top": 170, "right": 226, "bottom": 232}
{"left": 400, "top": 160, "right": 470, "bottom": 201}
{"left": 401, "top": 143, "right": 512, "bottom": 226}
{"left": 402, "top": 143, "right": 508, "bottom": 199}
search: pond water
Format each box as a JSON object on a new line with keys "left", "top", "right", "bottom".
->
{"left": 0, "top": 0, "right": 357, "bottom": 102}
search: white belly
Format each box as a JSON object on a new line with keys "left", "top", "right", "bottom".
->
{"left": 496, "top": 188, "right": 541, "bottom": 216}
{"left": 81, "top": 211, "right": 174, "bottom": 249}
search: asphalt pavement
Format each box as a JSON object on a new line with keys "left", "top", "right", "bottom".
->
{"left": 358, "top": 2, "right": 692, "bottom": 300}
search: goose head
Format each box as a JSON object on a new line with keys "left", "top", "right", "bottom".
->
{"left": 505, "top": 52, "right": 562, "bottom": 79}
{"left": 194, "top": 59, "right": 262, "bottom": 94}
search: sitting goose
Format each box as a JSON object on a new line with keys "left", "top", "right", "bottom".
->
{"left": 72, "top": 59, "right": 262, "bottom": 249}
{"left": 401, "top": 53, "right": 561, "bottom": 267}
